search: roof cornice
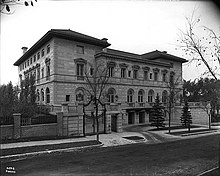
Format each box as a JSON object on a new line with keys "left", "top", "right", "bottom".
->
{"left": 14, "top": 29, "right": 111, "bottom": 66}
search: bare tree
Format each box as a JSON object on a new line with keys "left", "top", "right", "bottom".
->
{"left": 165, "top": 74, "right": 183, "bottom": 134}
{"left": 0, "top": 0, "right": 37, "bottom": 14}
{"left": 83, "top": 59, "right": 110, "bottom": 141}
{"left": 177, "top": 11, "right": 220, "bottom": 80}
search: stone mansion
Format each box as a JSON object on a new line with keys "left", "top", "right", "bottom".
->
{"left": 14, "top": 29, "right": 187, "bottom": 131}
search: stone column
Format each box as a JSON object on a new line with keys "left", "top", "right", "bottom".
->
{"left": 57, "top": 112, "right": 63, "bottom": 136}
{"left": 116, "top": 113, "right": 123, "bottom": 132}
{"left": 78, "top": 114, "right": 84, "bottom": 136}
{"left": 13, "top": 113, "right": 21, "bottom": 139}
{"left": 134, "top": 112, "right": 139, "bottom": 124}
{"left": 105, "top": 113, "right": 111, "bottom": 133}
{"left": 145, "top": 111, "right": 150, "bottom": 124}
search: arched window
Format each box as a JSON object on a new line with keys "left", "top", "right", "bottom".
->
{"left": 148, "top": 89, "right": 154, "bottom": 103}
{"left": 46, "top": 87, "right": 50, "bottom": 104}
{"left": 37, "top": 89, "right": 40, "bottom": 102}
{"left": 162, "top": 90, "right": 168, "bottom": 104}
{"left": 108, "top": 88, "right": 116, "bottom": 103}
{"left": 41, "top": 88, "right": 44, "bottom": 102}
{"left": 127, "top": 89, "right": 134, "bottom": 103}
{"left": 76, "top": 88, "right": 84, "bottom": 101}
{"left": 138, "top": 90, "right": 144, "bottom": 103}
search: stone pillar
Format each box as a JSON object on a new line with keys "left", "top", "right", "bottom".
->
{"left": 123, "top": 113, "right": 128, "bottom": 125}
{"left": 78, "top": 114, "right": 84, "bottom": 136}
{"left": 13, "top": 113, "right": 21, "bottom": 139}
{"left": 105, "top": 113, "right": 111, "bottom": 133}
{"left": 61, "top": 103, "right": 69, "bottom": 113}
{"left": 57, "top": 112, "right": 63, "bottom": 136}
{"left": 134, "top": 112, "right": 139, "bottom": 124}
{"left": 145, "top": 111, "right": 150, "bottom": 124}
{"left": 77, "top": 103, "right": 84, "bottom": 115}
{"left": 117, "top": 113, "right": 123, "bottom": 132}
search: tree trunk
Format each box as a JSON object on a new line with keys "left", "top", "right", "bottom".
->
{"left": 95, "top": 105, "right": 99, "bottom": 142}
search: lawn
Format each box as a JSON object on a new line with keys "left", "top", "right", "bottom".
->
{"left": 1, "top": 134, "right": 219, "bottom": 176}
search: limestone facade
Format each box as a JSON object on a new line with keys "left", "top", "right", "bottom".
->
{"left": 14, "top": 29, "right": 187, "bottom": 131}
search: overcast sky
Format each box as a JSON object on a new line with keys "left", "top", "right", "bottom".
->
{"left": 1, "top": 0, "right": 220, "bottom": 85}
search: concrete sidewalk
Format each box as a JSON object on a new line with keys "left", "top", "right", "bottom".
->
{"left": 1, "top": 131, "right": 146, "bottom": 150}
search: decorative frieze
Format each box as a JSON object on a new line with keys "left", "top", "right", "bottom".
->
{"left": 132, "top": 65, "right": 140, "bottom": 70}
{"left": 142, "top": 66, "right": 150, "bottom": 71}
{"left": 153, "top": 68, "right": 160, "bottom": 73}
{"left": 119, "top": 63, "right": 128, "bottom": 68}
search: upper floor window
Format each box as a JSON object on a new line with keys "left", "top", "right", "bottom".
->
{"left": 149, "top": 72, "right": 153, "bottom": 80}
{"left": 77, "top": 64, "right": 84, "bottom": 77}
{"left": 27, "top": 59, "right": 29, "bottom": 66}
{"left": 128, "top": 70, "right": 131, "bottom": 78}
{"left": 121, "top": 68, "right": 126, "bottom": 78}
{"left": 138, "top": 90, "right": 144, "bottom": 103}
{"left": 144, "top": 71, "right": 148, "bottom": 80}
{"left": 108, "top": 67, "right": 114, "bottom": 77}
{"left": 148, "top": 89, "right": 154, "bottom": 103}
{"left": 127, "top": 89, "right": 134, "bottom": 103}
{"left": 37, "top": 52, "right": 40, "bottom": 60}
{"left": 33, "top": 55, "right": 36, "bottom": 62}
{"left": 41, "top": 67, "right": 44, "bottom": 78}
{"left": 154, "top": 72, "right": 158, "bottom": 81}
{"left": 47, "top": 44, "right": 50, "bottom": 54}
{"left": 170, "top": 71, "right": 175, "bottom": 86}
{"left": 41, "top": 49, "right": 44, "bottom": 57}
{"left": 108, "top": 88, "right": 116, "bottom": 103}
{"left": 162, "top": 73, "right": 167, "bottom": 82}
{"left": 30, "top": 58, "right": 32, "bottom": 65}
{"left": 162, "top": 90, "right": 168, "bottom": 104}
{"left": 76, "top": 45, "right": 84, "bottom": 54}
{"left": 133, "top": 70, "right": 138, "bottom": 79}
{"left": 46, "top": 87, "right": 50, "bottom": 104}
{"left": 90, "top": 67, "right": 94, "bottom": 76}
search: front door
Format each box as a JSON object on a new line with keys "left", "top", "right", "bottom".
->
{"left": 128, "top": 112, "right": 134, "bottom": 124}
{"left": 139, "top": 112, "right": 145, "bottom": 123}
{"left": 111, "top": 115, "right": 117, "bottom": 132}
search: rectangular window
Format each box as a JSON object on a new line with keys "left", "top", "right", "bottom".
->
{"left": 41, "top": 67, "right": 44, "bottom": 78}
{"left": 37, "top": 52, "right": 40, "bottom": 60}
{"left": 33, "top": 55, "right": 36, "bottom": 62}
{"left": 90, "top": 68, "right": 94, "bottom": 76}
{"left": 121, "top": 68, "right": 126, "bottom": 78}
{"left": 77, "top": 64, "right": 84, "bottom": 76}
{"left": 133, "top": 70, "right": 138, "bottom": 79}
{"left": 170, "top": 75, "right": 174, "bottom": 85}
{"left": 128, "top": 70, "right": 131, "bottom": 77}
{"left": 41, "top": 49, "right": 44, "bottom": 57}
{"left": 149, "top": 72, "right": 153, "bottom": 80}
{"left": 76, "top": 45, "right": 84, "bottom": 54}
{"left": 30, "top": 57, "right": 32, "bottom": 65}
{"left": 66, "top": 95, "right": 70, "bottom": 102}
{"left": 154, "top": 72, "right": 158, "bottom": 81}
{"left": 144, "top": 71, "right": 148, "bottom": 80}
{"left": 108, "top": 67, "right": 114, "bottom": 77}
{"left": 162, "top": 73, "right": 166, "bottom": 82}
{"left": 47, "top": 44, "right": 50, "bottom": 54}
{"left": 27, "top": 59, "right": 29, "bottom": 66}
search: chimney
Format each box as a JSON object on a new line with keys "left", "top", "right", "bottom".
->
{"left": 21, "top": 47, "right": 28, "bottom": 54}
{"left": 101, "top": 38, "right": 108, "bottom": 42}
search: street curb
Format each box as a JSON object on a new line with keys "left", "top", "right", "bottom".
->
{"left": 181, "top": 130, "right": 218, "bottom": 136}
{"left": 196, "top": 167, "right": 219, "bottom": 176}
{"left": 0, "top": 143, "right": 103, "bottom": 159}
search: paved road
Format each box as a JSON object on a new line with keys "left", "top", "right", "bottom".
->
{"left": 1, "top": 134, "right": 219, "bottom": 176}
